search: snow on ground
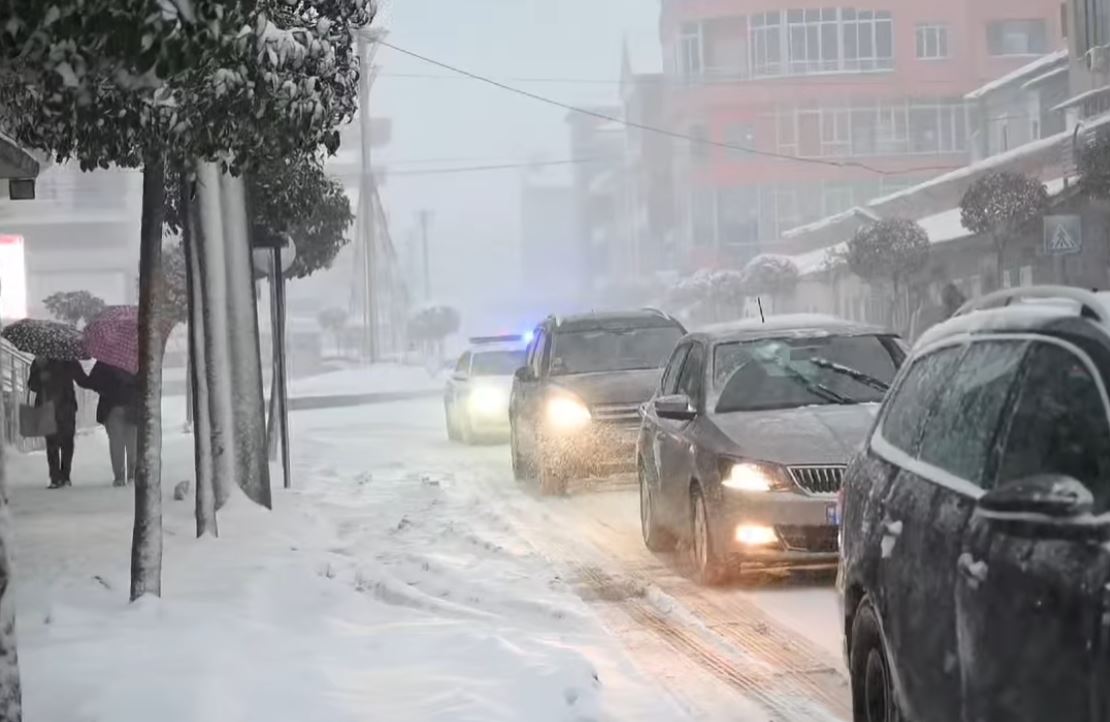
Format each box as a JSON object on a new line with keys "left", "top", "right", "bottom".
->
{"left": 7, "top": 395, "right": 692, "bottom": 722}
{"left": 290, "top": 362, "right": 446, "bottom": 397}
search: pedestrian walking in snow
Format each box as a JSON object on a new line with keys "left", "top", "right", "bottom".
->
{"left": 27, "top": 357, "right": 88, "bottom": 488}
{"left": 84, "top": 362, "right": 139, "bottom": 487}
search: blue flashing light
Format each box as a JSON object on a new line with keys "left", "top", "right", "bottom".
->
{"left": 522, "top": 329, "right": 535, "bottom": 344}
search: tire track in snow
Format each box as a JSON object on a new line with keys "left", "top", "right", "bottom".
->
{"left": 471, "top": 474, "right": 849, "bottom": 722}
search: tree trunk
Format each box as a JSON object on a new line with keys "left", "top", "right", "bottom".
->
{"left": 193, "top": 163, "right": 237, "bottom": 509}
{"left": 221, "top": 172, "right": 271, "bottom": 509}
{"left": 0, "top": 316, "right": 22, "bottom": 722}
{"left": 131, "top": 157, "right": 167, "bottom": 601}
{"left": 181, "top": 169, "right": 217, "bottom": 538}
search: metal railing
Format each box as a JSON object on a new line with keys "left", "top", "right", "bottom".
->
{"left": 1, "top": 338, "right": 98, "bottom": 452}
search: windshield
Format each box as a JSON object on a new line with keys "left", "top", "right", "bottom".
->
{"left": 549, "top": 326, "right": 683, "bottom": 375}
{"left": 714, "top": 335, "right": 899, "bottom": 412}
{"left": 470, "top": 349, "right": 526, "bottom": 376}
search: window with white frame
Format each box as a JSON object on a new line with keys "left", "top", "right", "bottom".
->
{"left": 678, "top": 22, "right": 703, "bottom": 77}
{"left": 751, "top": 8, "right": 893, "bottom": 78}
{"left": 916, "top": 24, "right": 949, "bottom": 59}
{"left": 842, "top": 9, "right": 894, "bottom": 71}
{"left": 986, "top": 19, "right": 1048, "bottom": 56}
{"left": 752, "top": 11, "right": 784, "bottom": 76}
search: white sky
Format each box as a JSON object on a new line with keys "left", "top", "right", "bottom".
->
{"left": 371, "top": 0, "right": 658, "bottom": 333}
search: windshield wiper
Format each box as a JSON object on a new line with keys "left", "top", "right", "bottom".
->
{"left": 774, "top": 361, "right": 854, "bottom": 405}
{"left": 809, "top": 357, "right": 890, "bottom": 393}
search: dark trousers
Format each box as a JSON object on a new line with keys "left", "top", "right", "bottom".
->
{"left": 46, "top": 434, "right": 75, "bottom": 483}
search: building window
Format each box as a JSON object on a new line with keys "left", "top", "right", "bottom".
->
{"left": 751, "top": 8, "right": 893, "bottom": 78}
{"left": 916, "top": 24, "right": 949, "bottom": 59}
{"left": 679, "top": 22, "right": 703, "bottom": 77}
{"left": 690, "top": 124, "right": 710, "bottom": 163}
{"left": 717, "top": 186, "right": 761, "bottom": 249}
{"left": 723, "top": 123, "right": 755, "bottom": 157}
{"left": 987, "top": 19, "right": 1048, "bottom": 56}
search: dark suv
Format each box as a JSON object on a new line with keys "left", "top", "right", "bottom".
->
{"left": 839, "top": 286, "right": 1110, "bottom": 722}
{"left": 509, "top": 310, "right": 686, "bottom": 495}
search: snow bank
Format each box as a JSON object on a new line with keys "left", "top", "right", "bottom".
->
{"left": 290, "top": 363, "right": 445, "bottom": 397}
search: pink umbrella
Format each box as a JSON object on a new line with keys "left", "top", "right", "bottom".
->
{"left": 83, "top": 305, "right": 139, "bottom": 374}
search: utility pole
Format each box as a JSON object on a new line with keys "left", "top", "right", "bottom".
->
{"left": 357, "top": 29, "right": 381, "bottom": 361}
{"left": 418, "top": 209, "right": 432, "bottom": 300}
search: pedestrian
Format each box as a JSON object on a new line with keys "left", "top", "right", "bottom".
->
{"left": 84, "top": 361, "right": 139, "bottom": 487}
{"left": 27, "top": 357, "right": 88, "bottom": 489}
{"left": 909, "top": 281, "right": 967, "bottom": 342}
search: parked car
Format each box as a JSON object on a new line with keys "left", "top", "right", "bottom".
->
{"left": 838, "top": 286, "right": 1110, "bottom": 722}
{"left": 445, "top": 336, "right": 527, "bottom": 443}
{"left": 637, "top": 314, "right": 905, "bottom": 584}
{"left": 510, "top": 310, "right": 686, "bottom": 495}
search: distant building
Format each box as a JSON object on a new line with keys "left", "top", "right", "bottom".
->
{"left": 565, "top": 110, "right": 625, "bottom": 293}
{"left": 520, "top": 170, "right": 579, "bottom": 306}
{"left": 658, "top": 0, "right": 1068, "bottom": 267}
{"left": 0, "top": 163, "right": 140, "bottom": 316}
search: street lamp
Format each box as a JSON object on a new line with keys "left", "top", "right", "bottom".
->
{"left": 251, "top": 233, "right": 295, "bottom": 490}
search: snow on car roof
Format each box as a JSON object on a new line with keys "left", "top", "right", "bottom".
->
{"left": 697, "top": 314, "right": 887, "bottom": 342}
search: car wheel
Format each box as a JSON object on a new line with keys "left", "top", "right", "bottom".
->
{"left": 510, "top": 426, "right": 528, "bottom": 482}
{"left": 640, "top": 462, "right": 675, "bottom": 552}
{"left": 690, "top": 486, "right": 727, "bottom": 585}
{"left": 445, "top": 402, "right": 460, "bottom": 442}
{"left": 850, "top": 599, "right": 901, "bottom": 722}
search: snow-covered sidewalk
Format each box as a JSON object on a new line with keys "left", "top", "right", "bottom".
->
{"left": 7, "top": 399, "right": 687, "bottom": 722}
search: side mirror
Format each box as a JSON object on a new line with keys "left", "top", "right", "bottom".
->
{"left": 452, "top": 371, "right": 466, "bottom": 382}
{"left": 655, "top": 394, "right": 696, "bottom": 421}
{"left": 514, "top": 367, "right": 534, "bottom": 383}
{"left": 978, "top": 474, "right": 1094, "bottom": 518}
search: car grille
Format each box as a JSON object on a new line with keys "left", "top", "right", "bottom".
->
{"left": 775, "top": 525, "right": 839, "bottom": 553}
{"left": 788, "top": 465, "right": 846, "bottom": 495}
{"left": 591, "top": 402, "right": 642, "bottom": 427}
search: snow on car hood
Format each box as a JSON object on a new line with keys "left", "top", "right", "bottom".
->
{"left": 712, "top": 403, "right": 880, "bottom": 466}
{"left": 550, "top": 368, "right": 662, "bottom": 405}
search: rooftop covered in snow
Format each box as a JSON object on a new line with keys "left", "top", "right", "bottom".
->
{"left": 964, "top": 50, "right": 1068, "bottom": 101}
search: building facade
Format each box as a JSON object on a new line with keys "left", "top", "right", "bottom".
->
{"left": 660, "top": 0, "right": 1066, "bottom": 269}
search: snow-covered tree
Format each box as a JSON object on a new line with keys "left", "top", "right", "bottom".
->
{"left": 665, "top": 269, "right": 746, "bottom": 324}
{"left": 846, "top": 218, "right": 930, "bottom": 327}
{"left": 317, "top": 307, "right": 349, "bottom": 355}
{"left": 0, "top": 0, "right": 375, "bottom": 603}
{"left": 408, "top": 305, "right": 461, "bottom": 360}
{"left": 42, "top": 290, "right": 106, "bottom": 328}
{"left": 741, "top": 254, "right": 799, "bottom": 298}
{"left": 960, "top": 171, "right": 1049, "bottom": 288}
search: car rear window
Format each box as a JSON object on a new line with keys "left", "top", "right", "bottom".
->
{"left": 549, "top": 325, "right": 683, "bottom": 375}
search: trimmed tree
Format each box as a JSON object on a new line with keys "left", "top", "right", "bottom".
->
{"left": 960, "top": 171, "right": 1049, "bottom": 289}
{"left": 408, "top": 305, "right": 461, "bottom": 362}
{"left": 43, "top": 290, "right": 106, "bottom": 328}
{"left": 666, "top": 269, "right": 746, "bottom": 324}
{"left": 846, "top": 219, "right": 930, "bottom": 328}
{"left": 741, "top": 254, "right": 799, "bottom": 311}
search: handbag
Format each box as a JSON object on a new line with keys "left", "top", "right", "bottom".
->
{"left": 19, "top": 386, "right": 57, "bottom": 438}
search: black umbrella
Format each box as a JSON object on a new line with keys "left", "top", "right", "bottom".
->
{"left": 1, "top": 319, "right": 89, "bottom": 360}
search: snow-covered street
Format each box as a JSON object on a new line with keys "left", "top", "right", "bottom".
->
{"left": 9, "top": 390, "right": 848, "bottom": 722}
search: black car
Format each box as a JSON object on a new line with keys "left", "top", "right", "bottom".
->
{"left": 509, "top": 310, "right": 686, "bottom": 495}
{"left": 638, "top": 315, "right": 904, "bottom": 584}
{"left": 838, "top": 286, "right": 1110, "bottom": 722}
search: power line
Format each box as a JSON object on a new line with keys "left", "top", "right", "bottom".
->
{"left": 384, "top": 157, "right": 611, "bottom": 176}
{"left": 380, "top": 70, "right": 976, "bottom": 89}
{"left": 378, "top": 41, "right": 961, "bottom": 177}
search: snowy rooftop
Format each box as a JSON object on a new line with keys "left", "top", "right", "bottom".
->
{"left": 964, "top": 50, "right": 1068, "bottom": 100}
{"left": 792, "top": 177, "right": 1068, "bottom": 277}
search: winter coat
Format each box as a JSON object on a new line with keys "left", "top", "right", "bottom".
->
{"left": 85, "top": 362, "right": 139, "bottom": 425}
{"left": 28, "top": 358, "right": 87, "bottom": 436}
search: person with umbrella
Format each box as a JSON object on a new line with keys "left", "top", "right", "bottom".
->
{"left": 2, "top": 318, "right": 90, "bottom": 488}
{"left": 82, "top": 307, "right": 141, "bottom": 487}
{"left": 83, "top": 362, "right": 139, "bottom": 486}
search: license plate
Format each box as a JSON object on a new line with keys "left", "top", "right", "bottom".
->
{"left": 827, "top": 503, "right": 841, "bottom": 526}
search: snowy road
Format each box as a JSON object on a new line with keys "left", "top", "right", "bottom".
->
{"left": 292, "top": 398, "right": 850, "bottom": 722}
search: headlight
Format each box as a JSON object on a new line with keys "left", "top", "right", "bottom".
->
{"left": 721, "top": 461, "right": 791, "bottom": 493}
{"left": 468, "top": 386, "right": 507, "bottom": 415}
{"left": 546, "top": 396, "right": 591, "bottom": 431}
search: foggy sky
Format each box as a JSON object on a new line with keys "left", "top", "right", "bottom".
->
{"left": 374, "top": 0, "right": 657, "bottom": 334}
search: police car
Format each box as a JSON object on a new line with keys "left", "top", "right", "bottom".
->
{"left": 445, "top": 335, "right": 528, "bottom": 444}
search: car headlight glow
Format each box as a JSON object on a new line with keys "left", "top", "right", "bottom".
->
{"left": 722, "top": 462, "right": 789, "bottom": 493}
{"left": 546, "top": 396, "right": 591, "bottom": 431}
{"left": 468, "top": 385, "right": 507, "bottom": 415}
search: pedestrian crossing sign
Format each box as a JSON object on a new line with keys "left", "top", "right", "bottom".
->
{"left": 1044, "top": 215, "right": 1082, "bottom": 256}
